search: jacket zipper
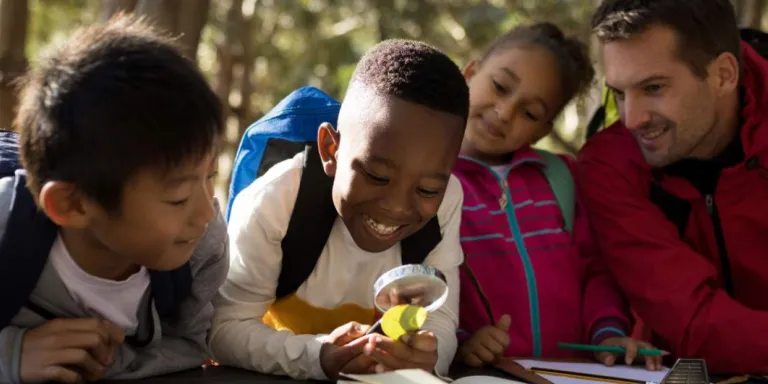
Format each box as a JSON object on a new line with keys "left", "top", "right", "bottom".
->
{"left": 457, "top": 155, "right": 544, "bottom": 357}
{"left": 704, "top": 194, "right": 734, "bottom": 296}
{"left": 498, "top": 177, "right": 543, "bottom": 358}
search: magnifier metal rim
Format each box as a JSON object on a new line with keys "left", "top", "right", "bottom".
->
{"left": 372, "top": 264, "right": 449, "bottom": 314}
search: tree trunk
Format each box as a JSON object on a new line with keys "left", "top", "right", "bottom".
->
{"left": 100, "top": 0, "right": 137, "bottom": 21}
{"left": 134, "top": 0, "right": 210, "bottom": 60}
{"left": 739, "top": 0, "right": 765, "bottom": 29}
{"left": 175, "top": 0, "right": 210, "bottom": 60}
{"left": 0, "top": 0, "right": 28, "bottom": 130}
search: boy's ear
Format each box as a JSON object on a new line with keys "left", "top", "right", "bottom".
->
{"left": 462, "top": 60, "right": 479, "bottom": 82}
{"left": 38, "top": 181, "right": 92, "bottom": 228}
{"left": 317, "top": 122, "right": 340, "bottom": 177}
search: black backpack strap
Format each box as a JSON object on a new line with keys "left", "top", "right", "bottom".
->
{"left": 149, "top": 263, "right": 192, "bottom": 320}
{"left": 648, "top": 181, "right": 691, "bottom": 238}
{"left": 0, "top": 174, "right": 58, "bottom": 329}
{"left": 276, "top": 144, "right": 337, "bottom": 300}
{"left": 401, "top": 217, "right": 442, "bottom": 265}
{"left": 586, "top": 84, "right": 612, "bottom": 140}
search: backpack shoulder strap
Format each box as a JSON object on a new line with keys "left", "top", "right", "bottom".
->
{"left": 534, "top": 149, "right": 575, "bottom": 234}
{"left": 401, "top": 217, "right": 441, "bottom": 265}
{"left": 277, "top": 144, "right": 337, "bottom": 300}
{"left": 149, "top": 263, "right": 192, "bottom": 320}
{"left": 0, "top": 172, "right": 58, "bottom": 329}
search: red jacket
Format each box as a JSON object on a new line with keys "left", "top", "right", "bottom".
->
{"left": 576, "top": 42, "right": 768, "bottom": 375}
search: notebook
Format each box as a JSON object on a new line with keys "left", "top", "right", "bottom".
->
{"left": 513, "top": 359, "right": 670, "bottom": 384}
{"left": 339, "top": 369, "right": 525, "bottom": 384}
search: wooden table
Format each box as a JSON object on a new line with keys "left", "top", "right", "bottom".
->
{"left": 97, "top": 360, "right": 767, "bottom": 383}
{"left": 97, "top": 363, "right": 512, "bottom": 383}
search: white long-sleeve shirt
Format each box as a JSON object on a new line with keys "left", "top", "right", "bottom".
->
{"left": 209, "top": 152, "right": 463, "bottom": 380}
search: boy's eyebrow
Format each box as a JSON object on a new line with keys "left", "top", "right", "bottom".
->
{"left": 164, "top": 174, "right": 197, "bottom": 188}
{"left": 606, "top": 74, "right": 670, "bottom": 92}
{"left": 370, "top": 155, "right": 450, "bottom": 182}
{"left": 163, "top": 157, "right": 218, "bottom": 188}
{"left": 500, "top": 67, "right": 519, "bottom": 82}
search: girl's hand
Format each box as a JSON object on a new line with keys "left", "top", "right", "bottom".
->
{"left": 595, "top": 336, "right": 665, "bottom": 371}
{"left": 457, "top": 315, "right": 511, "bottom": 367}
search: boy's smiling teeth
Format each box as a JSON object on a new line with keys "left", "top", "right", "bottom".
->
{"left": 364, "top": 216, "right": 401, "bottom": 235}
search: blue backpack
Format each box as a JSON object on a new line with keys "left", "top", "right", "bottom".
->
{"left": 0, "top": 130, "right": 192, "bottom": 335}
{"left": 227, "top": 86, "right": 442, "bottom": 301}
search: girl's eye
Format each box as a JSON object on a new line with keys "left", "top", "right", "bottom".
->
{"left": 524, "top": 110, "right": 539, "bottom": 122}
{"left": 492, "top": 80, "right": 507, "bottom": 94}
{"left": 417, "top": 187, "right": 439, "bottom": 198}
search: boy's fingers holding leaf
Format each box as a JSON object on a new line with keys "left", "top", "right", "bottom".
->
{"left": 402, "top": 331, "right": 437, "bottom": 353}
{"left": 339, "top": 354, "right": 377, "bottom": 375}
{"left": 329, "top": 322, "right": 369, "bottom": 346}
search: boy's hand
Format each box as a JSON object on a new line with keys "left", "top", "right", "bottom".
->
{"left": 320, "top": 322, "right": 377, "bottom": 379}
{"left": 595, "top": 336, "right": 664, "bottom": 371}
{"left": 363, "top": 330, "right": 439, "bottom": 373}
{"left": 19, "top": 318, "right": 125, "bottom": 383}
{"left": 458, "top": 314, "right": 511, "bottom": 367}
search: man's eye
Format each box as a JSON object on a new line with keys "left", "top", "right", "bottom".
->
{"left": 645, "top": 84, "right": 663, "bottom": 94}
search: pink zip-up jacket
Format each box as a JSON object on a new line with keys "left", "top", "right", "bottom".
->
{"left": 453, "top": 146, "right": 630, "bottom": 359}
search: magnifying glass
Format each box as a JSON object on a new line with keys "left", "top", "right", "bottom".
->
{"left": 365, "top": 264, "right": 449, "bottom": 339}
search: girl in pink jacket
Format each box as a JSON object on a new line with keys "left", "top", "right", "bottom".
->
{"left": 453, "top": 22, "right": 661, "bottom": 370}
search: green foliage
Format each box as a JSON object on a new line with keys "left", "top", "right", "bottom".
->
{"left": 26, "top": 0, "right": 97, "bottom": 59}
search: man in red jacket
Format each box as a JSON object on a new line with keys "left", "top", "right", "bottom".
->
{"left": 578, "top": 0, "right": 768, "bottom": 375}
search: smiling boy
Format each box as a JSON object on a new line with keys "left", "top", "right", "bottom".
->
{"left": 0, "top": 16, "right": 228, "bottom": 383}
{"left": 210, "top": 40, "right": 469, "bottom": 380}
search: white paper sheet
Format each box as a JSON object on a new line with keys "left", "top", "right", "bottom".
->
{"left": 452, "top": 375, "right": 526, "bottom": 384}
{"left": 340, "top": 369, "right": 446, "bottom": 384}
{"left": 514, "top": 360, "right": 669, "bottom": 383}
{"left": 340, "top": 371, "right": 527, "bottom": 384}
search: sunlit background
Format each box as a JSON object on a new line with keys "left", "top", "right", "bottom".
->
{"left": 1, "top": 0, "right": 765, "bottom": 204}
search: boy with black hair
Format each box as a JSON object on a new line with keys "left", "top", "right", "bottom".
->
{"left": 210, "top": 39, "right": 469, "bottom": 380}
{"left": 0, "top": 15, "right": 228, "bottom": 383}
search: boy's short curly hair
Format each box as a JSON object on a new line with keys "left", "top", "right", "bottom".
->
{"left": 349, "top": 39, "right": 469, "bottom": 121}
{"left": 16, "top": 14, "right": 223, "bottom": 212}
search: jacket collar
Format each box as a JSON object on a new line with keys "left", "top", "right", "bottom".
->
{"left": 738, "top": 41, "right": 768, "bottom": 158}
{"left": 455, "top": 145, "right": 546, "bottom": 174}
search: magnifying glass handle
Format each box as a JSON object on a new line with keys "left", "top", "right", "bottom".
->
{"left": 365, "top": 318, "right": 385, "bottom": 336}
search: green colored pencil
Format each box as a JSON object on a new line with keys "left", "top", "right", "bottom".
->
{"left": 558, "top": 342, "right": 670, "bottom": 356}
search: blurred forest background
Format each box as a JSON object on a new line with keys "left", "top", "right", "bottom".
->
{"left": 1, "top": 0, "right": 767, "bottom": 201}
